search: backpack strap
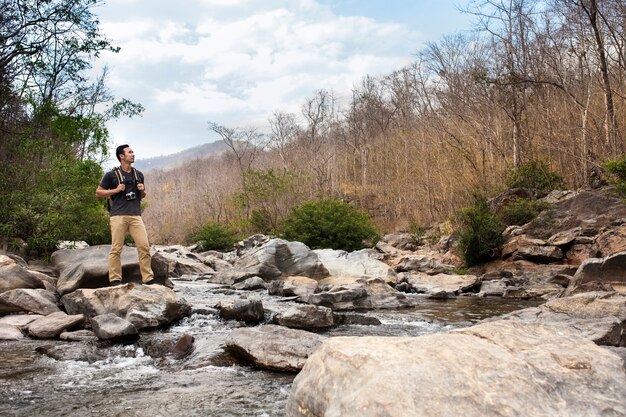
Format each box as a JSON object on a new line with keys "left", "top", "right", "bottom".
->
{"left": 107, "top": 167, "right": 124, "bottom": 212}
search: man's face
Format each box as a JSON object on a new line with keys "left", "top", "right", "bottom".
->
{"left": 121, "top": 147, "right": 135, "bottom": 163}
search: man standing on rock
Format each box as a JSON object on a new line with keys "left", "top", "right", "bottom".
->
{"left": 96, "top": 144, "right": 155, "bottom": 286}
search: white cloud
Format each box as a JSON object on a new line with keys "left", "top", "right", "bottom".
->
{"left": 96, "top": 0, "right": 422, "bottom": 158}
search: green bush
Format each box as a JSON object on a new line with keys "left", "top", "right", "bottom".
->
{"left": 505, "top": 159, "right": 564, "bottom": 192}
{"left": 455, "top": 196, "right": 505, "bottom": 267}
{"left": 498, "top": 199, "right": 549, "bottom": 226}
{"left": 193, "top": 222, "right": 239, "bottom": 251}
{"left": 281, "top": 199, "right": 379, "bottom": 251}
{"left": 603, "top": 155, "right": 626, "bottom": 196}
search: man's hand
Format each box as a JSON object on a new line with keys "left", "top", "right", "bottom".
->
{"left": 116, "top": 183, "right": 126, "bottom": 193}
{"left": 137, "top": 183, "right": 145, "bottom": 192}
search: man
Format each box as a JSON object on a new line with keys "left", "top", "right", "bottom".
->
{"left": 96, "top": 144, "right": 155, "bottom": 286}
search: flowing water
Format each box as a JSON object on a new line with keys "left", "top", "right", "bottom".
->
{"left": 0, "top": 279, "right": 541, "bottom": 417}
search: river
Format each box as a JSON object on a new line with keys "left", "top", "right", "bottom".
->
{"left": 0, "top": 279, "right": 541, "bottom": 417}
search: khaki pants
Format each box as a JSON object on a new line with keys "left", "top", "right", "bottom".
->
{"left": 109, "top": 215, "right": 153, "bottom": 283}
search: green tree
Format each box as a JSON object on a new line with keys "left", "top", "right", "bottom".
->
{"left": 281, "top": 199, "right": 378, "bottom": 251}
{"left": 455, "top": 195, "right": 505, "bottom": 267}
{"left": 505, "top": 159, "right": 564, "bottom": 192}
{"left": 192, "top": 222, "right": 239, "bottom": 251}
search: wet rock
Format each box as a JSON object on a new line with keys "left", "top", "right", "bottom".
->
{"left": 171, "top": 333, "right": 194, "bottom": 359}
{"left": 287, "top": 320, "right": 626, "bottom": 417}
{"left": 52, "top": 245, "right": 170, "bottom": 296}
{"left": 402, "top": 272, "right": 480, "bottom": 296}
{"left": 91, "top": 313, "right": 138, "bottom": 340}
{"left": 60, "top": 284, "right": 191, "bottom": 330}
{"left": 35, "top": 344, "right": 108, "bottom": 363}
{"left": 282, "top": 276, "right": 318, "bottom": 298}
{"left": 27, "top": 311, "right": 84, "bottom": 338}
{"left": 225, "top": 324, "right": 325, "bottom": 372}
{"left": 332, "top": 313, "right": 381, "bottom": 326}
{"left": 478, "top": 279, "right": 509, "bottom": 297}
{"left": 59, "top": 329, "right": 98, "bottom": 342}
{"left": 566, "top": 252, "right": 626, "bottom": 294}
{"left": 0, "top": 323, "right": 23, "bottom": 340}
{"left": 314, "top": 249, "right": 396, "bottom": 282}
{"left": 494, "top": 291, "right": 626, "bottom": 346}
{"left": 0, "top": 288, "right": 60, "bottom": 315}
{"left": 216, "top": 294, "right": 264, "bottom": 324}
{"left": 0, "top": 257, "right": 47, "bottom": 294}
{"left": 274, "top": 305, "right": 334, "bottom": 329}
{"left": 232, "top": 276, "right": 267, "bottom": 291}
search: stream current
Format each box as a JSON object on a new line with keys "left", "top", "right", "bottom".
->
{"left": 0, "top": 278, "right": 541, "bottom": 417}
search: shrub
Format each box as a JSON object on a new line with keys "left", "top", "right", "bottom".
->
{"left": 505, "top": 159, "right": 564, "bottom": 192}
{"left": 498, "top": 199, "right": 550, "bottom": 226}
{"left": 455, "top": 195, "right": 505, "bottom": 267}
{"left": 603, "top": 155, "right": 626, "bottom": 196}
{"left": 193, "top": 222, "right": 239, "bottom": 251}
{"left": 281, "top": 199, "right": 379, "bottom": 251}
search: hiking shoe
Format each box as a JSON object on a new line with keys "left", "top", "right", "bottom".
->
{"left": 143, "top": 278, "right": 157, "bottom": 285}
{"left": 109, "top": 280, "right": 123, "bottom": 287}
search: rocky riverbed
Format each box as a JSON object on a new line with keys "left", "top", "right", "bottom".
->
{"left": 1, "top": 188, "right": 625, "bottom": 416}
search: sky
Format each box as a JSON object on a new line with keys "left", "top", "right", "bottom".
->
{"left": 94, "top": 0, "right": 473, "bottom": 162}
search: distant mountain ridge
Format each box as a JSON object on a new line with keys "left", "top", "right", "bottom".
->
{"left": 134, "top": 140, "right": 228, "bottom": 171}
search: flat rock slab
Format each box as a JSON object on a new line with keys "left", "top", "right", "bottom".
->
{"left": 0, "top": 314, "right": 43, "bottom": 327}
{"left": 313, "top": 249, "right": 397, "bottom": 281}
{"left": 27, "top": 311, "right": 84, "bottom": 338}
{"left": 60, "top": 284, "right": 191, "bottom": 330}
{"left": 0, "top": 323, "right": 24, "bottom": 340}
{"left": 91, "top": 313, "right": 138, "bottom": 340}
{"left": 225, "top": 324, "right": 325, "bottom": 372}
{"left": 0, "top": 288, "right": 60, "bottom": 315}
{"left": 274, "top": 305, "right": 334, "bottom": 329}
{"left": 287, "top": 320, "right": 626, "bottom": 417}
{"left": 494, "top": 291, "right": 626, "bottom": 346}
{"left": 403, "top": 272, "right": 480, "bottom": 295}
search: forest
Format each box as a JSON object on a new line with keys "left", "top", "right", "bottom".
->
{"left": 1, "top": 0, "right": 625, "bottom": 254}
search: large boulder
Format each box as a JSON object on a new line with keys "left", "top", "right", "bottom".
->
{"left": 304, "top": 277, "right": 416, "bottom": 310}
{"left": 0, "top": 255, "right": 47, "bottom": 294}
{"left": 594, "top": 223, "right": 626, "bottom": 257}
{"left": 274, "top": 305, "right": 334, "bottom": 329}
{"left": 314, "top": 249, "right": 396, "bottom": 282}
{"left": 0, "top": 288, "right": 60, "bottom": 315}
{"left": 0, "top": 323, "right": 24, "bottom": 340}
{"left": 400, "top": 272, "right": 480, "bottom": 296}
{"left": 225, "top": 324, "right": 325, "bottom": 372}
{"left": 27, "top": 311, "right": 84, "bottom": 338}
{"left": 233, "top": 239, "right": 329, "bottom": 281}
{"left": 493, "top": 291, "right": 626, "bottom": 346}
{"left": 287, "top": 320, "right": 626, "bottom": 417}
{"left": 566, "top": 252, "right": 626, "bottom": 294}
{"left": 90, "top": 313, "right": 138, "bottom": 340}
{"left": 60, "top": 284, "right": 191, "bottom": 330}
{"left": 216, "top": 294, "right": 264, "bottom": 324}
{"left": 52, "top": 245, "right": 169, "bottom": 296}
{"left": 151, "top": 245, "right": 215, "bottom": 277}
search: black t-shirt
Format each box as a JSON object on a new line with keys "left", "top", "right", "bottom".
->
{"left": 99, "top": 167, "right": 145, "bottom": 216}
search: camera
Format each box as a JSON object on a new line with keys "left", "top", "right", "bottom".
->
{"left": 125, "top": 191, "right": 137, "bottom": 201}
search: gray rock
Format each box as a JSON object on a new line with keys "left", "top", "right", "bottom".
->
{"left": 0, "top": 323, "right": 24, "bottom": 340}
{"left": 566, "top": 252, "right": 626, "bottom": 294}
{"left": 512, "top": 245, "right": 563, "bottom": 263}
{"left": 494, "top": 291, "right": 626, "bottom": 346}
{"left": 314, "top": 249, "right": 396, "bottom": 281}
{"left": 0, "top": 288, "right": 59, "bottom": 315}
{"left": 274, "top": 305, "right": 334, "bottom": 329}
{"left": 287, "top": 320, "right": 626, "bottom": 417}
{"left": 403, "top": 272, "right": 480, "bottom": 295}
{"left": 217, "top": 295, "right": 264, "bottom": 324}
{"left": 27, "top": 311, "right": 84, "bottom": 338}
{"left": 52, "top": 245, "right": 170, "bottom": 296}
{"left": 478, "top": 279, "right": 509, "bottom": 297}
{"left": 60, "top": 284, "right": 191, "bottom": 330}
{"left": 35, "top": 344, "right": 108, "bottom": 363}
{"left": 59, "top": 329, "right": 98, "bottom": 342}
{"left": 282, "top": 276, "right": 319, "bottom": 298}
{"left": 0, "top": 257, "right": 47, "bottom": 294}
{"left": 91, "top": 313, "right": 138, "bottom": 340}
{"left": 225, "top": 324, "right": 325, "bottom": 372}
{"left": 171, "top": 333, "right": 194, "bottom": 359}
{"left": 332, "top": 313, "right": 381, "bottom": 326}
{"left": 394, "top": 255, "right": 455, "bottom": 275}
{"left": 304, "top": 278, "right": 416, "bottom": 310}
{"left": 234, "top": 239, "right": 329, "bottom": 281}
{"left": 232, "top": 276, "right": 267, "bottom": 291}
{"left": 0, "top": 314, "right": 43, "bottom": 327}
{"left": 151, "top": 245, "right": 215, "bottom": 277}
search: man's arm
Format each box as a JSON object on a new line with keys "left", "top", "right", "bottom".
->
{"left": 95, "top": 183, "right": 125, "bottom": 199}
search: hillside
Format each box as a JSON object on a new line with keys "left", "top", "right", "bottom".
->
{"left": 134, "top": 140, "right": 229, "bottom": 171}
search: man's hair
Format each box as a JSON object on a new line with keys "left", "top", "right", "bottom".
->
{"left": 115, "top": 144, "right": 130, "bottom": 162}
